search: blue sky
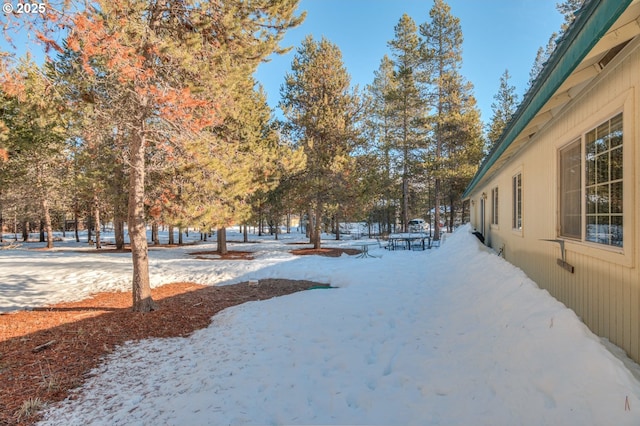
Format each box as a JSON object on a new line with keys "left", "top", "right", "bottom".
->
{"left": 1, "top": 0, "right": 564, "bottom": 125}
{"left": 255, "top": 0, "right": 565, "bottom": 125}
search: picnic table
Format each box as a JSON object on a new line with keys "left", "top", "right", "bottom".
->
{"left": 352, "top": 241, "right": 379, "bottom": 258}
{"left": 387, "top": 233, "right": 431, "bottom": 251}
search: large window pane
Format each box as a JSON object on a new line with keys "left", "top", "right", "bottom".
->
{"left": 559, "top": 141, "right": 581, "bottom": 239}
{"left": 584, "top": 113, "right": 623, "bottom": 247}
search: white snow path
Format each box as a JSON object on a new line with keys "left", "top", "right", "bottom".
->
{"left": 20, "top": 226, "right": 640, "bottom": 425}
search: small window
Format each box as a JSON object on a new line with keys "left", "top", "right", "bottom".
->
{"left": 491, "top": 187, "right": 499, "bottom": 225}
{"left": 512, "top": 173, "right": 522, "bottom": 230}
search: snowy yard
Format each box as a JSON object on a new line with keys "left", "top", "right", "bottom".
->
{"left": 2, "top": 225, "right": 640, "bottom": 425}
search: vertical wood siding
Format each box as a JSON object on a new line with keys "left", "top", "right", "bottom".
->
{"left": 469, "top": 43, "right": 640, "bottom": 362}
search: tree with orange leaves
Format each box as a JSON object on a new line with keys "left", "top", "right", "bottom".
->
{"left": 50, "top": 0, "right": 303, "bottom": 312}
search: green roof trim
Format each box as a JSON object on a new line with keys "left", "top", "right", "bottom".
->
{"left": 463, "top": 0, "right": 633, "bottom": 199}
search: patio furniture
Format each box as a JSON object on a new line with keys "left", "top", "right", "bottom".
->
{"left": 353, "top": 241, "right": 379, "bottom": 258}
{"left": 387, "top": 233, "right": 430, "bottom": 251}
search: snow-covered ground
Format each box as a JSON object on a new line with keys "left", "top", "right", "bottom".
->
{"left": 3, "top": 225, "right": 640, "bottom": 425}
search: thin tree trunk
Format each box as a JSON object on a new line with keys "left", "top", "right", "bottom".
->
{"left": 114, "top": 161, "right": 127, "bottom": 250}
{"left": 243, "top": 224, "right": 248, "bottom": 243}
{"left": 168, "top": 224, "right": 174, "bottom": 245}
{"left": 87, "top": 211, "right": 92, "bottom": 244}
{"left": 128, "top": 125, "right": 156, "bottom": 312}
{"left": 217, "top": 227, "right": 227, "bottom": 255}
{"left": 94, "top": 194, "right": 101, "bottom": 249}
{"left": 178, "top": 226, "right": 183, "bottom": 245}
{"left": 434, "top": 177, "right": 441, "bottom": 241}
{"left": 307, "top": 206, "right": 314, "bottom": 243}
{"left": 74, "top": 200, "right": 80, "bottom": 242}
{"left": 39, "top": 219, "right": 45, "bottom": 243}
{"left": 22, "top": 220, "right": 29, "bottom": 242}
{"left": 313, "top": 201, "right": 322, "bottom": 249}
{"left": 38, "top": 196, "right": 53, "bottom": 248}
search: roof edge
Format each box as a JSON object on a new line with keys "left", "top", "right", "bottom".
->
{"left": 463, "top": 0, "right": 633, "bottom": 198}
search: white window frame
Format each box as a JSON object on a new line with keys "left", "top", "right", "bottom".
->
{"left": 555, "top": 89, "right": 634, "bottom": 267}
{"left": 512, "top": 172, "right": 522, "bottom": 234}
{"left": 491, "top": 186, "right": 499, "bottom": 226}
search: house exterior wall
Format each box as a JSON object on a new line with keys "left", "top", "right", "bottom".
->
{"left": 468, "top": 39, "right": 640, "bottom": 362}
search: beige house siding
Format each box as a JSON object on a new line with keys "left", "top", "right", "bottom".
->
{"left": 469, "top": 39, "right": 640, "bottom": 362}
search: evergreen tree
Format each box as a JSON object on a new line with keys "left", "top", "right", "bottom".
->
{"left": 0, "top": 58, "right": 69, "bottom": 249}
{"left": 438, "top": 72, "right": 484, "bottom": 230}
{"left": 280, "top": 36, "right": 360, "bottom": 249}
{"left": 57, "top": 0, "right": 302, "bottom": 312}
{"left": 528, "top": 32, "right": 558, "bottom": 89}
{"left": 487, "top": 69, "right": 518, "bottom": 149}
{"left": 420, "top": 0, "right": 463, "bottom": 240}
{"left": 557, "top": 0, "right": 586, "bottom": 32}
{"left": 364, "top": 55, "right": 399, "bottom": 233}
{"left": 387, "top": 14, "right": 427, "bottom": 232}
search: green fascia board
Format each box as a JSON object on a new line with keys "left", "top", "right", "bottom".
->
{"left": 463, "top": 0, "right": 633, "bottom": 199}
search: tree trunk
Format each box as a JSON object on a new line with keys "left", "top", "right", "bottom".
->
{"left": 151, "top": 222, "right": 159, "bottom": 245}
{"left": 168, "top": 224, "right": 174, "bottom": 245}
{"left": 39, "top": 220, "right": 45, "bottom": 243}
{"left": 449, "top": 195, "right": 454, "bottom": 233}
{"left": 178, "top": 226, "right": 183, "bottom": 245}
{"left": 307, "top": 206, "right": 314, "bottom": 243}
{"left": 94, "top": 194, "right": 101, "bottom": 249}
{"left": 313, "top": 202, "right": 322, "bottom": 249}
{"left": 113, "top": 154, "right": 127, "bottom": 250}
{"left": 38, "top": 197, "right": 54, "bottom": 248}
{"left": 243, "top": 224, "right": 248, "bottom": 242}
{"left": 128, "top": 126, "right": 156, "bottom": 312}
{"left": 434, "top": 177, "right": 441, "bottom": 241}
{"left": 402, "top": 177, "right": 409, "bottom": 233}
{"left": 217, "top": 227, "right": 227, "bottom": 255}
{"left": 87, "top": 212, "right": 92, "bottom": 243}
{"left": 22, "top": 220, "right": 29, "bottom": 242}
{"left": 114, "top": 219, "right": 125, "bottom": 250}
{"left": 74, "top": 201, "right": 80, "bottom": 242}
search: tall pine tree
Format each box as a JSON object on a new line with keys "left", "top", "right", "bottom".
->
{"left": 280, "top": 36, "right": 360, "bottom": 249}
{"left": 1, "top": 58, "right": 69, "bottom": 249}
{"left": 59, "top": 0, "right": 302, "bottom": 312}
{"left": 387, "top": 14, "right": 427, "bottom": 231}
{"left": 420, "top": 0, "right": 463, "bottom": 240}
{"left": 364, "top": 55, "right": 400, "bottom": 233}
